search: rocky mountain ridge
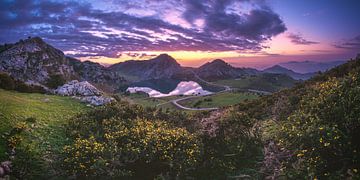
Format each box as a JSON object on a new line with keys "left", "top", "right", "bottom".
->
{"left": 0, "top": 37, "right": 126, "bottom": 92}
{"left": 0, "top": 37, "right": 76, "bottom": 85}
{"left": 0, "top": 37, "right": 310, "bottom": 93}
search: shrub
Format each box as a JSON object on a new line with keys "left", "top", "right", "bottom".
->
{"left": 0, "top": 73, "right": 46, "bottom": 93}
{"left": 0, "top": 72, "right": 15, "bottom": 90}
{"left": 276, "top": 73, "right": 360, "bottom": 179}
{"left": 46, "top": 74, "right": 66, "bottom": 89}
{"left": 62, "top": 103, "right": 202, "bottom": 178}
{"left": 192, "top": 108, "right": 262, "bottom": 179}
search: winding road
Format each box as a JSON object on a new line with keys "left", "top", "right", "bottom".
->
{"left": 156, "top": 72, "right": 271, "bottom": 111}
{"left": 165, "top": 71, "right": 231, "bottom": 111}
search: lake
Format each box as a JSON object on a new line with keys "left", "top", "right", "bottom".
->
{"left": 127, "top": 81, "right": 213, "bottom": 97}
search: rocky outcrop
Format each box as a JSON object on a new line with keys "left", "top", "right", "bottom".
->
{"left": 74, "top": 96, "right": 114, "bottom": 106}
{"left": 0, "top": 161, "right": 11, "bottom": 178}
{"left": 55, "top": 80, "right": 114, "bottom": 106}
{"left": 0, "top": 37, "right": 126, "bottom": 92}
{"left": 0, "top": 37, "right": 76, "bottom": 85}
{"left": 55, "top": 80, "right": 101, "bottom": 96}
{"left": 68, "top": 58, "right": 127, "bottom": 91}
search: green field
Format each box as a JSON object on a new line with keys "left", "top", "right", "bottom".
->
{"left": 0, "top": 89, "right": 89, "bottom": 178}
{"left": 178, "top": 91, "right": 258, "bottom": 108}
{"left": 215, "top": 74, "right": 297, "bottom": 92}
{"left": 119, "top": 92, "right": 181, "bottom": 109}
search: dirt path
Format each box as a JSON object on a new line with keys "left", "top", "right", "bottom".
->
{"left": 160, "top": 72, "right": 270, "bottom": 111}
{"left": 171, "top": 96, "right": 219, "bottom": 111}
{"left": 168, "top": 71, "right": 231, "bottom": 111}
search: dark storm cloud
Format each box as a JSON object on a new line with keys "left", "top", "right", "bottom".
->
{"left": 334, "top": 35, "right": 360, "bottom": 49}
{"left": 181, "top": 0, "right": 286, "bottom": 40}
{"left": 0, "top": 0, "right": 287, "bottom": 58}
{"left": 287, "top": 33, "right": 319, "bottom": 45}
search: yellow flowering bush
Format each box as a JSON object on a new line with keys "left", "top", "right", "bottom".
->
{"left": 276, "top": 72, "right": 360, "bottom": 179}
{"left": 62, "top": 103, "right": 202, "bottom": 178}
{"left": 63, "top": 136, "right": 106, "bottom": 177}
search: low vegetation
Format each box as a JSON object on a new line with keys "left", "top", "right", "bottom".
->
{"left": 0, "top": 72, "right": 46, "bottom": 93}
{"left": 178, "top": 91, "right": 258, "bottom": 108}
{"left": 215, "top": 73, "right": 297, "bottom": 92}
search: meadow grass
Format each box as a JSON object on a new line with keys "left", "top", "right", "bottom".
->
{"left": 178, "top": 91, "right": 258, "bottom": 108}
{"left": 0, "top": 89, "right": 89, "bottom": 177}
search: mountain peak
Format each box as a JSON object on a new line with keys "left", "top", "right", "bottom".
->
{"left": 268, "top": 65, "right": 288, "bottom": 70}
{"left": 157, "top": 53, "right": 173, "bottom": 59}
{"left": 211, "top": 59, "right": 227, "bottom": 65}
{"left": 16, "top": 36, "right": 46, "bottom": 46}
{"left": 150, "top": 54, "right": 180, "bottom": 67}
{"left": 151, "top": 54, "right": 177, "bottom": 62}
{"left": 264, "top": 65, "right": 293, "bottom": 73}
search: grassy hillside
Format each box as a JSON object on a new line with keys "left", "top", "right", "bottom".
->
{"left": 0, "top": 89, "right": 89, "bottom": 178}
{"left": 215, "top": 73, "right": 298, "bottom": 92}
{"left": 223, "top": 57, "right": 360, "bottom": 179}
{"left": 178, "top": 91, "right": 258, "bottom": 108}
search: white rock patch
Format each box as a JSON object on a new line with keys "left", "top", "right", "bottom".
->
{"left": 55, "top": 80, "right": 113, "bottom": 106}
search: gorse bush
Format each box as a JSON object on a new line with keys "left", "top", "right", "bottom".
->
{"left": 275, "top": 72, "right": 360, "bottom": 179}
{"left": 61, "top": 101, "right": 261, "bottom": 179}
{"left": 62, "top": 102, "right": 202, "bottom": 178}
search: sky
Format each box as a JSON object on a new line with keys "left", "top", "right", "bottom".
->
{"left": 0, "top": 0, "right": 360, "bottom": 68}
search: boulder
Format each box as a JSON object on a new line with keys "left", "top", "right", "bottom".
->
{"left": 55, "top": 80, "right": 101, "bottom": 96}
{"left": 75, "top": 96, "right": 114, "bottom": 106}
{"left": 55, "top": 80, "right": 113, "bottom": 106}
{"left": 0, "top": 161, "right": 11, "bottom": 178}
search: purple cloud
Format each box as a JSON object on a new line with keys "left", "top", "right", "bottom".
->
{"left": 334, "top": 35, "right": 360, "bottom": 49}
{"left": 287, "top": 33, "right": 319, "bottom": 45}
{"left": 0, "top": 0, "right": 287, "bottom": 58}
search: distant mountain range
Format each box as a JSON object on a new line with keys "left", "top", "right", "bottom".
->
{"left": 0, "top": 37, "right": 321, "bottom": 93}
{"left": 278, "top": 60, "right": 346, "bottom": 73}
{"left": 263, "top": 65, "right": 315, "bottom": 80}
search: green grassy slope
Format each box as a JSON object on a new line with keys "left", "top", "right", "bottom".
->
{"left": 215, "top": 73, "right": 298, "bottom": 92}
{"left": 119, "top": 92, "right": 181, "bottom": 109}
{"left": 0, "top": 89, "right": 89, "bottom": 178}
{"left": 222, "top": 57, "right": 360, "bottom": 178}
{"left": 178, "top": 91, "right": 258, "bottom": 108}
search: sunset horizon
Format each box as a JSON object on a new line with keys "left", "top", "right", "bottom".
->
{"left": 1, "top": 0, "right": 359, "bottom": 68}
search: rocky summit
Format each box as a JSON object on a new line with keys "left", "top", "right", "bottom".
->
{"left": 0, "top": 37, "right": 76, "bottom": 84}
{"left": 109, "top": 54, "right": 183, "bottom": 80}
{"left": 0, "top": 37, "right": 127, "bottom": 92}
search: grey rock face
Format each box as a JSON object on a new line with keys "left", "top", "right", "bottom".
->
{"left": 69, "top": 58, "right": 126, "bottom": 90}
{"left": 75, "top": 96, "right": 114, "bottom": 106}
{"left": 0, "top": 37, "right": 128, "bottom": 92}
{"left": 0, "top": 37, "right": 75, "bottom": 84}
{"left": 55, "top": 80, "right": 114, "bottom": 106}
{"left": 55, "top": 80, "right": 101, "bottom": 96}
